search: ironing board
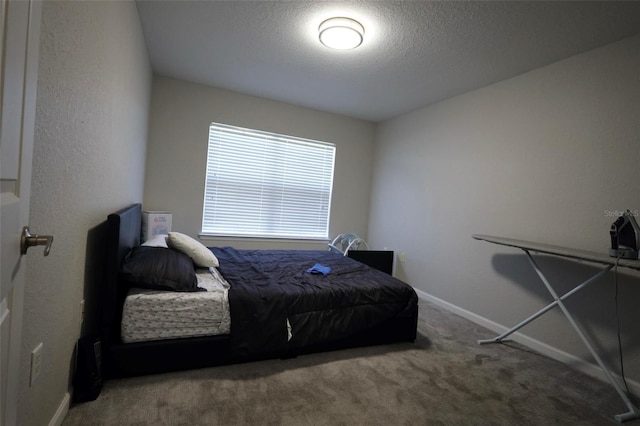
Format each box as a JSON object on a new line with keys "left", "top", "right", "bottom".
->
{"left": 473, "top": 234, "right": 640, "bottom": 423}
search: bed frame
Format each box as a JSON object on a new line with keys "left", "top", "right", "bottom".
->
{"left": 102, "top": 203, "right": 418, "bottom": 378}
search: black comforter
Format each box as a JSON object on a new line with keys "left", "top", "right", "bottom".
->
{"left": 212, "top": 248, "right": 418, "bottom": 360}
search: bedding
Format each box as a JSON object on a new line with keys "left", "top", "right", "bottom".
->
{"left": 167, "top": 231, "right": 219, "bottom": 267}
{"left": 141, "top": 234, "right": 168, "bottom": 248}
{"left": 120, "top": 246, "right": 202, "bottom": 292}
{"left": 213, "top": 247, "right": 418, "bottom": 360}
{"left": 121, "top": 267, "right": 231, "bottom": 343}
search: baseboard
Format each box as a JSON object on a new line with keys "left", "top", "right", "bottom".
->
{"left": 414, "top": 288, "right": 640, "bottom": 398}
{"left": 48, "top": 392, "right": 70, "bottom": 426}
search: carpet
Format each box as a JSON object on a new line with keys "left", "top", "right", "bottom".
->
{"left": 62, "top": 300, "right": 634, "bottom": 425}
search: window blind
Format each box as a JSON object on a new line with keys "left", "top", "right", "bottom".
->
{"left": 202, "top": 123, "right": 336, "bottom": 239}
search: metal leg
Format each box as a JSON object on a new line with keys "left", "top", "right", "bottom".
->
{"left": 479, "top": 250, "right": 639, "bottom": 422}
{"left": 478, "top": 259, "right": 613, "bottom": 345}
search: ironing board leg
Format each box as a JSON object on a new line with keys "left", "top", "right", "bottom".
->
{"left": 479, "top": 250, "right": 639, "bottom": 422}
{"left": 477, "top": 260, "right": 613, "bottom": 345}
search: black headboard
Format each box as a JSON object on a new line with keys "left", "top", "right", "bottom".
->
{"left": 102, "top": 203, "right": 141, "bottom": 345}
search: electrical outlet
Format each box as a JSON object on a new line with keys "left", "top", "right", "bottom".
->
{"left": 399, "top": 253, "right": 407, "bottom": 263}
{"left": 30, "top": 343, "right": 43, "bottom": 386}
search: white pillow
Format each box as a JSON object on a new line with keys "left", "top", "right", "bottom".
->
{"left": 167, "top": 232, "right": 219, "bottom": 268}
{"left": 141, "top": 234, "right": 168, "bottom": 248}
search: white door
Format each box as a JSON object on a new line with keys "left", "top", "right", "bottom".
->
{"left": 0, "top": 0, "right": 42, "bottom": 425}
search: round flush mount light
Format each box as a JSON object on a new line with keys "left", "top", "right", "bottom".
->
{"left": 318, "top": 17, "right": 364, "bottom": 50}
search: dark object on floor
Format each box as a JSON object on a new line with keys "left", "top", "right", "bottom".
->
{"left": 72, "top": 336, "right": 102, "bottom": 402}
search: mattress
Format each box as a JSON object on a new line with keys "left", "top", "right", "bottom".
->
{"left": 121, "top": 267, "right": 231, "bottom": 343}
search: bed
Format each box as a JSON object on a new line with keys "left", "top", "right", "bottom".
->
{"left": 102, "top": 204, "right": 418, "bottom": 378}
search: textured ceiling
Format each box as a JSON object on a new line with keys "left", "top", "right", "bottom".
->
{"left": 136, "top": 1, "right": 640, "bottom": 122}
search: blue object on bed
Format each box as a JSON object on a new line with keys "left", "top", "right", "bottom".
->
{"left": 306, "top": 263, "right": 331, "bottom": 275}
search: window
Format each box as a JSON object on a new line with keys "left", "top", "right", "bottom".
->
{"left": 202, "top": 123, "right": 336, "bottom": 239}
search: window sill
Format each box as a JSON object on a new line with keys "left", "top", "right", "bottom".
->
{"left": 199, "top": 234, "right": 329, "bottom": 245}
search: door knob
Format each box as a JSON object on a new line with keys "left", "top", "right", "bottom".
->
{"left": 20, "top": 226, "right": 53, "bottom": 256}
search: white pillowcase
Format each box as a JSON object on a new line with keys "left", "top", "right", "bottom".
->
{"left": 141, "top": 234, "right": 168, "bottom": 248}
{"left": 167, "top": 232, "right": 219, "bottom": 268}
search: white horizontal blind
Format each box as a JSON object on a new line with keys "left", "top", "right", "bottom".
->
{"left": 202, "top": 123, "right": 336, "bottom": 239}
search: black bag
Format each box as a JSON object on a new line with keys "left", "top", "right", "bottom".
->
{"left": 72, "top": 336, "right": 102, "bottom": 402}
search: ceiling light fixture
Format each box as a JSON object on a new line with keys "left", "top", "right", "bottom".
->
{"left": 318, "top": 17, "right": 364, "bottom": 50}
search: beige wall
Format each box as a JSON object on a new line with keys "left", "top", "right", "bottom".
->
{"left": 369, "top": 34, "right": 640, "bottom": 392}
{"left": 144, "top": 76, "right": 376, "bottom": 250}
{"left": 20, "top": 2, "right": 151, "bottom": 424}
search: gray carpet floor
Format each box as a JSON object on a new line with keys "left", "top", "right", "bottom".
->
{"left": 63, "top": 300, "right": 638, "bottom": 425}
